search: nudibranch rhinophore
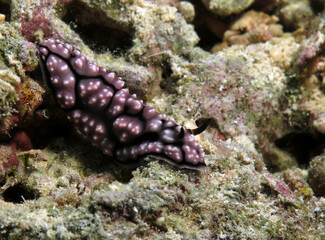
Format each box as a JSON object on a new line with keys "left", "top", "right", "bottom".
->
{"left": 38, "top": 39, "right": 209, "bottom": 169}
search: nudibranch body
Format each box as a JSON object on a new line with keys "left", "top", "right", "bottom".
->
{"left": 38, "top": 39, "right": 208, "bottom": 169}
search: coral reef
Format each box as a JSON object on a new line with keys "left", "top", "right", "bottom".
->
{"left": 0, "top": 0, "right": 324, "bottom": 239}
{"left": 0, "top": 21, "right": 44, "bottom": 137}
{"left": 201, "top": 0, "right": 254, "bottom": 16}
{"left": 276, "top": 0, "right": 314, "bottom": 31}
{"left": 212, "top": 10, "right": 283, "bottom": 51}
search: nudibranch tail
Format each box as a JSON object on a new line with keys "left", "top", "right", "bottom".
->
{"left": 38, "top": 39, "right": 208, "bottom": 169}
{"left": 191, "top": 118, "right": 211, "bottom": 135}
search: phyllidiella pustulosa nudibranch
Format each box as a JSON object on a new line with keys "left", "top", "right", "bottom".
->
{"left": 38, "top": 39, "right": 209, "bottom": 169}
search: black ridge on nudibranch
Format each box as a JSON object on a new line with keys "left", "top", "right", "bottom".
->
{"left": 38, "top": 39, "right": 208, "bottom": 169}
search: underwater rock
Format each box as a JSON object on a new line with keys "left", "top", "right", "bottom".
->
{"left": 201, "top": 0, "right": 254, "bottom": 16}
{"left": 0, "top": 0, "right": 324, "bottom": 239}
{"left": 309, "top": 153, "right": 325, "bottom": 196}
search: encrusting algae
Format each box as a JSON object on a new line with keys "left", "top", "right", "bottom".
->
{"left": 0, "top": 0, "right": 324, "bottom": 239}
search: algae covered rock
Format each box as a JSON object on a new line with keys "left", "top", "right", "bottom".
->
{"left": 309, "top": 153, "right": 325, "bottom": 196}
{"left": 201, "top": 0, "right": 254, "bottom": 16}
{"left": 0, "top": 0, "right": 325, "bottom": 239}
{"left": 277, "top": 0, "right": 314, "bottom": 31}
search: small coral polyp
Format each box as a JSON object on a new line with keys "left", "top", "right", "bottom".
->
{"left": 38, "top": 39, "right": 207, "bottom": 169}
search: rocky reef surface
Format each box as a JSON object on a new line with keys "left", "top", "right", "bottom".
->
{"left": 0, "top": 0, "right": 325, "bottom": 239}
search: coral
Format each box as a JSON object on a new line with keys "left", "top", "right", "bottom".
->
{"left": 201, "top": 0, "right": 254, "bottom": 16}
{"left": 1, "top": 139, "right": 324, "bottom": 239}
{"left": 0, "top": 23, "right": 39, "bottom": 76}
{"left": 0, "top": 69, "right": 20, "bottom": 134}
{"left": 0, "top": 146, "right": 22, "bottom": 190}
{"left": 0, "top": 14, "right": 5, "bottom": 24}
{"left": 0, "top": 0, "right": 325, "bottom": 239}
{"left": 212, "top": 10, "right": 283, "bottom": 51}
{"left": 295, "top": 15, "right": 325, "bottom": 134}
{"left": 0, "top": 70, "right": 43, "bottom": 135}
{"left": 282, "top": 167, "right": 312, "bottom": 197}
{"left": 175, "top": 37, "right": 300, "bottom": 168}
{"left": 177, "top": 1, "right": 195, "bottom": 23}
{"left": 309, "top": 153, "right": 325, "bottom": 196}
{"left": 264, "top": 173, "right": 293, "bottom": 199}
{"left": 39, "top": 39, "right": 206, "bottom": 169}
{"left": 0, "top": 22, "right": 43, "bottom": 136}
{"left": 21, "top": 4, "right": 53, "bottom": 42}
{"left": 276, "top": 0, "right": 314, "bottom": 31}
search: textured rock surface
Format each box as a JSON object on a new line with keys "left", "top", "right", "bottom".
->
{"left": 212, "top": 10, "right": 283, "bottom": 51}
{"left": 201, "top": 0, "right": 254, "bottom": 16}
{"left": 0, "top": 0, "right": 325, "bottom": 239}
{"left": 276, "top": 0, "right": 314, "bottom": 31}
{"left": 309, "top": 154, "right": 325, "bottom": 196}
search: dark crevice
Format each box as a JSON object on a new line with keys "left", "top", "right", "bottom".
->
{"left": 161, "top": 61, "right": 173, "bottom": 82}
{"left": 28, "top": 64, "right": 43, "bottom": 85}
{"left": 0, "top": 1, "right": 11, "bottom": 22}
{"left": 188, "top": 0, "right": 224, "bottom": 51}
{"left": 310, "top": 0, "right": 325, "bottom": 14}
{"left": 61, "top": 1, "right": 134, "bottom": 55}
{"left": 249, "top": 0, "right": 277, "bottom": 13}
{"left": 260, "top": 183, "right": 273, "bottom": 196}
{"left": 275, "top": 131, "right": 325, "bottom": 168}
{"left": 195, "top": 24, "right": 222, "bottom": 51}
{"left": 2, "top": 183, "right": 39, "bottom": 203}
{"left": 0, "top": 179, "right": 6, "bottom": 187}
{"left": 160, "top": 60, "right": 175, "bottom": 92}
{"left": 27, "top": 118, "right": 71, "bottom": 149}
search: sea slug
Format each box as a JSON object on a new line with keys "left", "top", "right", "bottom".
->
{"left": 38, "top": 39, "right": 208, "bottom": 169}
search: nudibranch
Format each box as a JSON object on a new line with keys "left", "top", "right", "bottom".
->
{"left": 38, "top": 39, "right": 209, "bottom": 169}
